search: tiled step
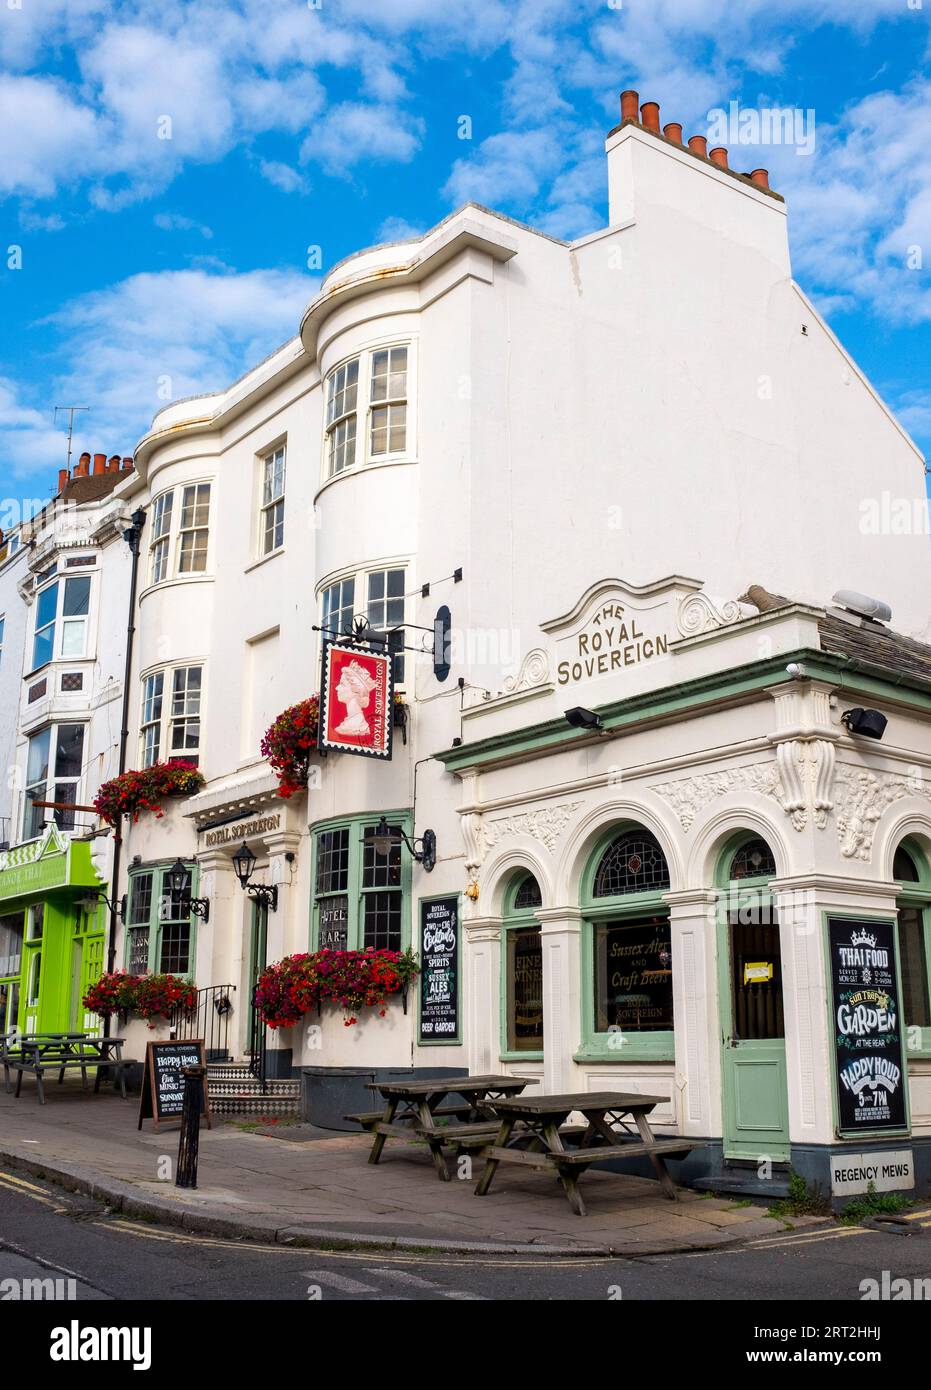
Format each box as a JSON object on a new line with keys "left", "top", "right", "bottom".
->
{"left": 207, "top": 1068, "right": 301, "bottom": 1117}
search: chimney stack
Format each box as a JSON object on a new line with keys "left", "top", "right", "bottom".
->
{"left": 640, "top": 101, "right": 660, "bottom": 132}
{"left": 620, "top": 89, "right": 639, "bottom": 123}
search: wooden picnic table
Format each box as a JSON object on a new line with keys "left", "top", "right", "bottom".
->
{"left": 475, "top": 1091, "right": 705, "bottom": 1216}
{"left": 4, "top": 1033, "right": 129, "bottom": 1104}
{"left": 347, "top": 1073, "right": 533, "bottom": 1181}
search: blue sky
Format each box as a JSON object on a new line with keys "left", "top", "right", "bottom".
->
{"left": 1, "top": 0, "right": 929, "bottom": 515}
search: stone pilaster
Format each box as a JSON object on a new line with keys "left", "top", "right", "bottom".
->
{"left": 665, "top": 889, "right": 721, "bottom": 1137}
{"left": 536, "top": 907, "right": 583, "bottom": 1094}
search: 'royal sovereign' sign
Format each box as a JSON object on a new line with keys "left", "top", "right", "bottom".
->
{"left": 541, "top": 575, "right": 706, "bottom": 694}
{"left": 318, "top": 641, "right": 393, "bottom": 759}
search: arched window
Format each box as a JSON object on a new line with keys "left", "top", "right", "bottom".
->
{"left": 502, "top": 873, "right": 543, "bottom": 1057}
{"left": 728, "top": 837, "right": 776, "bottom": 881}
{"left": 513, "top": 874, "right": 542, "bottom": 911}
{"left": 894, "top": 840, "right": 930, "bottom": 1038}
{"left": 894, "top": 846, "right": 920, "bottom": 883}
{"left": 584, "top": 826, "right": 673, "bottom": 1058}
{"left": 593, "top": 830, "right": 670, "bottom": 897}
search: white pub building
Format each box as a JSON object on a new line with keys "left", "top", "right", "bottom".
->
{"left": 23, "top": 91, "right": 931, "bottom": 1202}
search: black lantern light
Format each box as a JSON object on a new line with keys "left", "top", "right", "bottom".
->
{"left": 232, "top": 841, "right": 278, "bottom": 911}
{"left": 167, "top": 857, "right": 210, "bottom": 922}
{"left": 368, "top": 815, "right": 436, "bottom": 873}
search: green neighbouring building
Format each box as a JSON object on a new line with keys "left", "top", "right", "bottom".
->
{"left": 0, "top": 827, "right": 106, "bottom": 1037}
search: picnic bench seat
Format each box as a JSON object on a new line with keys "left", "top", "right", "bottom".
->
{"left": 482, "top": 1137, "right": 701, "bottom": 1167}
{"left": 345, "top": 1102, "right": 472, "bottom": 1126}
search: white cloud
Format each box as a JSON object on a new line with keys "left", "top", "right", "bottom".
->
{"left": 0, "top": 75, "right": 105, "bottom": 197}
{"left": 258, "top": 160, "right": 310, "bottom": 195}
{"left": 0, "top": 266, "right": 317, "bottom": 486}
{"left": 301, "top": 102, "right": 425, "bottom": 173}
{"left": 376, "top": 216, "right": 425, "bottom": 243}
{"left": 444, "top": 128, "right": 565, "bottom": 210}
{"left": 154, "top": 213, "right": 214, "bottom": 239}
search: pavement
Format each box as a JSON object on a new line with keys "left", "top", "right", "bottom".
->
{"left": 0, "top": 1080, "right": 827, "bottom": 1257}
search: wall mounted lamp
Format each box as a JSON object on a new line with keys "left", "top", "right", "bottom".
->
{"left": 166, "top": 857, "right": 210, "bottom": 922}
{"left": 232, "top": 841, "right": 278, "bottom": 911}
{"left": 369, "top": 815, "right": 437, "bottom": 872}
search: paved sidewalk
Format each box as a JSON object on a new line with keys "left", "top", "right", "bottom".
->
{"left": 0, "top": 1082, "right": 819, "bottom": 1256}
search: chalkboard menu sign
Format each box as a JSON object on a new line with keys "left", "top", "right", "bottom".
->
{"left": 828, "top": 917, "right": 908, "bottom": 1135}
{"left": 318, "top": 897, "right": 348, "bottom": 950}
{"left": 138, "top": 1039, "right": 213, "bottom": 1132}
{"left": 419, "top": 897, "right": 459, "bottom": 1043}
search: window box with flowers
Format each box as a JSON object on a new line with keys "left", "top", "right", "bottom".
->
{"left": 93, "top": 761, "right": 205, "bottom": 827}
{"left": 255, "top": 948, "right": 420, "bottom": 1028}
{"left": 82, "top": 971, "right": 197, "bottom": 1028}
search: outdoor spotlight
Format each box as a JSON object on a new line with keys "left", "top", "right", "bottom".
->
{"left": 840, "top": 707, "right": 887, "bottom": 741}
{"left": 565, "top": 706, "right": 603, "bottom": 731}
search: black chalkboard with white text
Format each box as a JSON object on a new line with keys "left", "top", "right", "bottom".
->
{"left": 138, "top": 1039, "right": 213, "bottom": 1132}
{"left": 419, "top": 897, "right": 459, "bottom": 1043}
{"left": 828, "top": 917, "right": 908, "bottom": 1135}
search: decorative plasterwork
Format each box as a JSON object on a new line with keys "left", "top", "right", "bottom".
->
{"left": 652, "top": 742, "right": 836, "bottom": 833}
{"left": 500, "top": 648, "right": 549, "bottom": 695}
{"left": 483, "top": 801, "right": 584, "bottom": 855}
{"left": 834, "top": 764, "right": 931, "bottom": 861}
{"left": 460, "top": 812, "right": 486, "bottom": 873}
{"left": 676, "top": 592, "right": 744, "bottom": 638}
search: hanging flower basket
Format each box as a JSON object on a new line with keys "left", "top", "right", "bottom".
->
{"left": 261, "top": 697, "right": 319, "bottom": 799}
{"left": 93, "top": 760, "right": 205, "bottom": 827}
{"left": 255, "top": 948, "right": 420, "bottom": 1027}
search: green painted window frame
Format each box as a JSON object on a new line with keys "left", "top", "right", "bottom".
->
{"left": 576, "top": 827, "right": 674, "bottom": 1063}
{"left": 895, "top": 837, "right": 931, "bottom": 1058}
{"left": 123, "top": 862, "right": 199, "bottom": 978}
{"left": 310, "top": 810, "right": 413, "bottom": 951}
{"left": 713, "top": 832, "right": 780, "bottom": 1047}
{"left": 499, "top": 873, "right": 544, "bottom": 1062}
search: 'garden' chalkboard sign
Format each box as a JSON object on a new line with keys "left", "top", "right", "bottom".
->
{"left": 828, "top": 917, "right": 908, "bottom": 1135}
{"left": 138, "top": 1039, "right": 213, "bottom": 1132}
{"left": 419, "top": 897, "right": 459, "bottom": 1042}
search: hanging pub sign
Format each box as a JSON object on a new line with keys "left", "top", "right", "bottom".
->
{"left": 828, "top": 917, "right": 908, "bottom": 1136}
{"left": 418, "top": 896, "right": 459, "bottom": 1043}
{"left": 318, "top": 641, "right": 393, "bottom": 759}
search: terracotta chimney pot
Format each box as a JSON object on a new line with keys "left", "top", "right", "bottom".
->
{"left": 58, "top": 468, "right": 69, "bottom": 494}
{"left": 663, "top": 122, "right": 683, "bottom": 144}
{"left": 709, "top": 146, "right": 729, "bottom": 168}
{"left": 92, "top": 453, "right": 107, "bottom": 475}
{"left": 121, "top": 457, "right": 134, "bottom": 471}
{"left": 640, "top": 101, "right": 660, "bottom": 132}
{"left": 74, "top": 454, "right": 91, "bottom": 478}
{"left": 750, "top": 168, "right": 770, "bottom": 190}
{"left": 688, "top": 135, "right": 708, "bottom": 157}
{"left": 620, "top": 89, "right": 639, "bottom": 123}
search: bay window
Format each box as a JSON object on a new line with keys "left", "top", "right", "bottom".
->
{"left": 125, "top": 863, "right": 197, "bottom": 976}
{"left": 140, "top": 665, "right": 203, "bottom": 767}
{"left": 311, "top": 813, "right": 412, "bottom": 953}
{"left": 323, "top": 343, "right": 411, "bottom": 480}
{"left": 147, "top": 483, "right": 212, "bottom": 585}
{"left": 22, "top": 723, "right": 86, "bottom": 839}
{"left": 31, "top": 574, "right": 91, "bottom": 669}
{"left": 319, "top": 565, "right": 406, "bottom": 684}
